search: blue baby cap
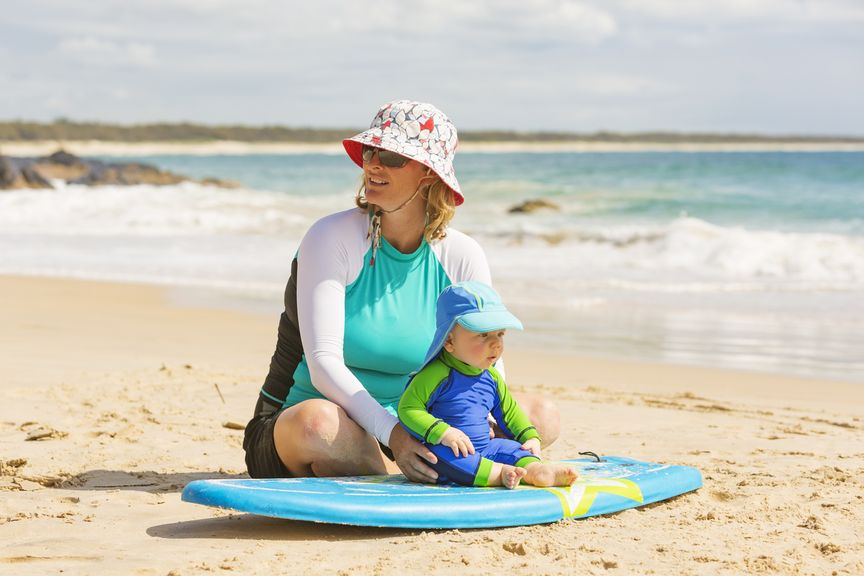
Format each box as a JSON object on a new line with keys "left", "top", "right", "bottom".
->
{"left": 419, "top": 281, "right": 523, "bottom": 370}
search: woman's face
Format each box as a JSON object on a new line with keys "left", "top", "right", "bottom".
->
{"left": 363, "top": 149, "right": 432, "bottom": 212}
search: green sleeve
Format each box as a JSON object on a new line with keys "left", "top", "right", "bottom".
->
{"left": 397, "top": 360, "right": 452, "bottom": 445}
{"left": 488, "top": 365, "right": 541, "bottom": 444}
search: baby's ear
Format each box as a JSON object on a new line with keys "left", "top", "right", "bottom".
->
{"left": 443, "top": 335, "right": 454, "bottom": 352}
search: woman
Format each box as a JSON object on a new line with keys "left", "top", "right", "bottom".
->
{"left": 243, "top": 100, "right": 559, "bottom": 482}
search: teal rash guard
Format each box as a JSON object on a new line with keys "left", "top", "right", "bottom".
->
{"left": 257, "top": 208, "right": 493, "bottom": 446}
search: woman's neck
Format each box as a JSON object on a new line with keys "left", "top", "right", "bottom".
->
{"left": 379, "top": 202, "right": 426, "bottom": 253}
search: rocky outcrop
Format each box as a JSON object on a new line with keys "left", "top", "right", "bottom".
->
{"left": 0, "top": 155, "right": 52, "bottom": 189}
{"left": 507, "top": 198, "right": 561, "bottom": 214}
{"left": 0, "top": 150, "right": 239, "bottom": 190}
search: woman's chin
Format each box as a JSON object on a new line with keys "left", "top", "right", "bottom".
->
{"left": 364, "top": 190, "right": 385, "bottom": 206}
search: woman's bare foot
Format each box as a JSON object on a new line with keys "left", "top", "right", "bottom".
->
{"left": 524, "top": 462, "right": 578, "bottom": 487}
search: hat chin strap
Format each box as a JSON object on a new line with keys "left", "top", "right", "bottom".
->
{"left": 367, "top": 173, "right": 433, "bottom": 267}
{"left": 376, "top": 168, "right": 433, "bottom": 215}
{"left": 376, "top": 183, "right": 423, "bottom": 215}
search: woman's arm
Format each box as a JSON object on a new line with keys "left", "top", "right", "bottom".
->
{"left": 296, "top": 214, "right": 399, "bottom": 446}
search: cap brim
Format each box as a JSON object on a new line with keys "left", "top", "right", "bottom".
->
{"left": 457, "top": 310, "right": 523, "bottom": 333}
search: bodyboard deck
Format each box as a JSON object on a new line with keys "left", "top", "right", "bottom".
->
{"left": 181, "top": 456, "right": 702, "bottom": 528}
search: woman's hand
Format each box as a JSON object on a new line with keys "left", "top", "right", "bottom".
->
{"left": 439, "top": 427, "right": 475, "bottom": 458}
{"left": 521, "top": 437, "right": 542, "bottom": 458}
{"left": 388, "top": 423, "right": 439, "bottom": 483}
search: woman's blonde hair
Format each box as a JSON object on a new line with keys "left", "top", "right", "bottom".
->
{"left": 355, "top": 174, "right": 456, "bottom": 244}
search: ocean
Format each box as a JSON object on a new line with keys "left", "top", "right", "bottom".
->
{"left": 2, "top": 150, "right": 862, "bottom": 382}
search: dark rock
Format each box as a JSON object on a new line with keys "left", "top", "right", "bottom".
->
{"left": 69, "top": 162, "right": 185, "bottom": 186}
{"left": 0, "top": 155, "right": 17, "bottom": 188}
{"left": 20, "top": 165, "right": 52, "bottom": 188}
{"left": 47, "top": 149, "right": 86, "bottom": 167}
{"left": 32, "top": 152, "right": 92, "bottom": 181}
{"left": 0, "top": 149, "right": 234, "bottom": 190}
{"left": 0, "top": 155, "right": 51, "bottom": 189}
{"left": 200, "top": 177, "right": 242, "bottom": 189}
{"left": 508, "top": 198, "right": 561, "bottom": 214}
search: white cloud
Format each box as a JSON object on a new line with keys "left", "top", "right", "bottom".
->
{"left": 617, "top": 0, "right": 864, "bottom": 24}
{"left": 1, "top": 0, "right": 861, "bottom": 133}
{"left": 576, "top": 74, "right": 677, "bottom": 97}
{"left": 58, "top": 36, "right": 157, "bottom": 67}
{"left": 511, "top": 0, "right": 619, "bottom": 42}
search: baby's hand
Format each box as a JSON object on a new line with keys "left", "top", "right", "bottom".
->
{"left": 521, "top": 437, "right": 542, "bottom": 458}
{"left": 439, "top": 427, "right": 475, "bottom": 458}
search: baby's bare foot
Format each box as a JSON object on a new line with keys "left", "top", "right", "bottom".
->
{"left": 556, "top": 465, "right": 579, "bottom": 486}
{"left": 526, "top": 463, "right": 579, "bottom": 487}
{"left": 501, "top": 465, "right": 527, "bottom": 489}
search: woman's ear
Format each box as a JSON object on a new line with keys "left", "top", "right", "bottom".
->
{"left": 419, "top": 168, "right": 436, "bottom": 181}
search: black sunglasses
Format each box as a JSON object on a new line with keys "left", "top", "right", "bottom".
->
{"left": 361, "top": 145, "right": 410, "bottom": 168}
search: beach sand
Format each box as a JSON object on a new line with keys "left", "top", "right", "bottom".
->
{"left": 1, "top": 275, "right": 862, "bottom": 575}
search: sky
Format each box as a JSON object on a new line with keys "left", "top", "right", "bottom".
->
{"left": 2, "top": 0, "right": 863, "bottom": 134}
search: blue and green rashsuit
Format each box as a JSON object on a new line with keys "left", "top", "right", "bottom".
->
{"left": 398, "top": 350, "right": 541, "bottom": 486}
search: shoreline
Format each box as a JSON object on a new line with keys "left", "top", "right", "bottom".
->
{"left": 2, "top": 274, "right": 862, "bottom": 575}
{"left": 4, "top": 139, "right": 864, "bottom": 157}
{"left": 4, "top": 270, "right": 861, "bottom": 385}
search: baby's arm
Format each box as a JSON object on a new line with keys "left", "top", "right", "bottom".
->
{"left": 397, "top": 361, "right": 453, "bottom": 445}
{"left": 520, "top": 437, "right": 542, "bottom": 457}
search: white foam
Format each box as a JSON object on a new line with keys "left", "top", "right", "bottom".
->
{"left": 2, "top": 184, "right": 862, "bottom": 303}
{"left": 474, "top": 216, "right": 864, "bottom": 293}
{"left": 0, "top": 182, "right": 342, "bottom": 237}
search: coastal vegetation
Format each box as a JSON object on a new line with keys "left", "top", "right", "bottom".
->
{"left": 0, "top": 120, "right": 860, "bottom": 144}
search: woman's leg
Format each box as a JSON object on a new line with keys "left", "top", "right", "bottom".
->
{"left": 503, "top": 391, "right": 561, "bottom": 447}
{"left": 272, "top": 398, "right": 399, "bottom": 477}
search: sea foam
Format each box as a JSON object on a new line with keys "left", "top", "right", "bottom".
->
{"left": 472, "top": 216, "right": 864, "bottom": 291}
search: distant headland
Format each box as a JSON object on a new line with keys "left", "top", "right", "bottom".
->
{"left": 1, "top": 120, "right": 863, "bottom": 156}
{"left": 1, "top": 119, "right": 861, "bottom": 144}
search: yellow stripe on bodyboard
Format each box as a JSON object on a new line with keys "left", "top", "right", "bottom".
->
{"left": 545, "top": 478, "right": 643, "bottom": 518}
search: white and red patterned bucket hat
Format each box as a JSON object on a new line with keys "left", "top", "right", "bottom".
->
{"left": 343, "top": 100, "right": 464, "bottom": 205}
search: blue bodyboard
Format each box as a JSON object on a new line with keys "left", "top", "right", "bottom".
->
{"left": 182, "top": 456, "right": 701, "bottom": 528}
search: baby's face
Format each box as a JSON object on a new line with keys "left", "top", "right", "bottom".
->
{"left": 444, "top": 324, "right": 506, "bottom": 370}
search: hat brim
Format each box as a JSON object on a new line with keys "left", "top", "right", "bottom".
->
{"left": 457, "top": 310, "right": 523, "bottom": 333}
{"left": 413, "top": 309, "right": 523, "bottom": 376}
{"left": 416, "top": 317, "right": 458, "bottom": 375}
{"left": 342, "top": 136, "right": 464, "bottom": 206}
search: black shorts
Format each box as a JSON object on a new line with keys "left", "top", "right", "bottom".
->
{"left": 242, "top": 408, "right": 396, "bottom": 478}
{"left": 243, "top": 412, "right": 290, "bottom": 479}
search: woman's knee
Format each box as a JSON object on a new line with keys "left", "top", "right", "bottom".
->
{"left": 513, "top": 392, "right": 561, "bottom": 447}
{"left": 273, "top": 398, "right": 385, "bottom": 477}
{"left": 533, "top": 397, "right": 561, "bottom": 447}
{"left": 275, "top": 399, "right": 341, "bottom": 449}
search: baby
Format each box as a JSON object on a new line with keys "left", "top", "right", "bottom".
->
{"left": 398, "top": 281, "right": 578, "bottom": 489}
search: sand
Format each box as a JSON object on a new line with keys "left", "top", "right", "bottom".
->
{"left": 1, "top": 275, "right": 862, "bottom": 575}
